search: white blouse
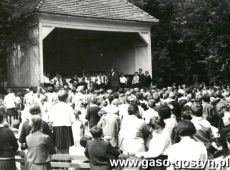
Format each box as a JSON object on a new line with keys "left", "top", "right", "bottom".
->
{"left": 167, "top": 137, "right": 208, "bottom": 170}
{"left": 49, "top": 102, "right": 75, "bottom": 127}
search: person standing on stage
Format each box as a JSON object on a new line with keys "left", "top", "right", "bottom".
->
{"left": 144, "top": 71, "right": 152, "bottom": 88}
{"left": 109, "top": 68, "right": 119, "bottom": 91}
{"left": 132, "top": 72, "right": 140, "bottom": 88}
{"left": 138, "top": 69, "right": 145, "bottom": 88}
{"left": 49, "top": 90, "right": 75, "bottom": 154}
{"left": 119, "top": 73, "right": 127, "bottom": 89}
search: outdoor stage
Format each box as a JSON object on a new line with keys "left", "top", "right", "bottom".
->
{"left": 7, "top": 0, "right": 157, "bottom": 87}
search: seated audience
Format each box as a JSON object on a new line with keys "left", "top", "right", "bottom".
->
{"left": 167, "top": 120, "right": 208, "bottom": 170}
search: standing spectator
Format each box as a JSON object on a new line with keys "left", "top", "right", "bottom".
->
{"left": 101, "top": 73, "right": 108, "bottom": 89}
{"left": 85, "top": 126, "right": 120, "bottom": 170}
{"left": 142, "top": 99, "right": 158, "bottom": 125}
{"left": 86, "top": 97, "right": 101, "bottom": 128}
{"left": 158, "top": 104, "right": 177, "bottom": 137}
{"left": 26, "top": 115, "right": 55, "bottom": 170}
{"left": 109, "top": 68, "right": 119, "bottom": 91}
{"left": 138, "top": 69, "right": 145, "bottom": 88}
{"left": 19, "top": 103, "right": 52, "bottom": 150}
{"left": 4, "top": 88, "right": 17, "bottom": 126}
{"left": 49, "top": 90, "right": 75, "bottom": 154}
{"left": 144, "top": 71, "right": 152, "bottom": 88}
{"left": 14, "top": 92, "right": 22, "bottom": 121}
{"left": 132, "top": 72, "right": 140, "bottom": 88}
{"left": 72, "top": 110, "right": 85, "bottom": 147}
{"left": 0, "top": 111, "right": 18, "bottom": 170}
{"left": 120, "top": 104, "right": 151, "bottom": 154}
{"left": 202, "top": 93, "right": 214, "bottom": 125}
{"left": 23, "top": 88, "right": 35, "bottom": 109}
{"left": 97, "top": 109, "right": 120, "bottom": 147}
{"left": 190, "top": 102, "right": 215, "bottom": 156}
{"left": 136, "top": 117, "right": 170, "bottom": 170}
{"left": 167, "top": 120, "right": 207, "bottom": 170}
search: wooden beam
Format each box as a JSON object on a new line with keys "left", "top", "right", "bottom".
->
{"left": 51, "top": 154, "right": 88, "bottom": 161}
{"left": 138, "top": 32, "right": 150, "bottom": 45}
{"left": 42, "top": 26, "right": 55, "bottom": 40}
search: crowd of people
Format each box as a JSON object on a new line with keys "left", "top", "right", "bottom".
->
{"left": 1, "top": 68, "right": 230, "bottom": 170}
{"left": 43, "top": 68, "right": 152, "bottom": 91}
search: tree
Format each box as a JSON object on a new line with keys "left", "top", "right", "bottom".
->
{"left": 129, "top": 0, "right": 230, "bottom": 85}
{"left": 0, "top": 0, "right": 26, "bottom": 86}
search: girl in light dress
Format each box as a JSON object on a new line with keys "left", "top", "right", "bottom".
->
{"left": 72, "top": 110, "right": 85, "bottom": 147}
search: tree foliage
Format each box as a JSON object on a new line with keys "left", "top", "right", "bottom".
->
{"left": 0, "top": 0, "right": 20, "bottom": 83}
{"left": 129, "top": 0, "right": 230, "bottom": 85}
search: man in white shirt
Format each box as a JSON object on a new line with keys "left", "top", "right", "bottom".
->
{"left": 142, "top": 99, "right": 158, "bottom": 124}
{"left": 119, "top": 74, "right": 127, "bottom": 89}
{"left": 167, "top": 120, "right": 208, "bottom": 170}
{"left": 4, "top": 88, "right": 17, "bottom": 126}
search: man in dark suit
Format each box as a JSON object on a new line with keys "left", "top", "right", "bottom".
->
{"left": 144, "top": 71, "right": 152, "bottom": 88}
{"left": 85, "top": 126, "right": 120, "bottom": 170}
{"left": 109, "top": 68, "right": 119, "bottom": 91}
{"left": 138, "top": 69, "right": 145, "bottom": 88}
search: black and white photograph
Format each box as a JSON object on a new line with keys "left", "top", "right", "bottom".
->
{"left": 0, "top": 0, "right": 230, "bottom": 170}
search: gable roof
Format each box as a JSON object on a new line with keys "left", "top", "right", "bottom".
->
{"left": 19, "top": 0, "right": 158, "bottom": 23}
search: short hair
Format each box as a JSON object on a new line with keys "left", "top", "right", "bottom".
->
{"left": 148, "top": 99, "right": 156, "bottom": 108}
{"left": 113, "top": 92, "right": 119, "bottom": 99}
{"left": 12, "top": 119, "right": 20, "bottom": 129}
{"left": 31, "top": 115, "right": 43, "bottom": 133}
{"left": 90, "top": 96, "right": 97, "bottom": 104}
{"left": 202, "top": 93, "right": 210, "bottom": 103}
{"left": 58, "top": 90, "right": 68, "bottom": 102}
{"left": 191, "top": 102, "right": 203, "bottom": 117}
{"left": 101, "top": 100, "right": 108, "bottom": 107}
{"left": 176, "top": 120, "right": 196, "bottom": 137}
{"left": 136, "top": 92, "right": 143, "bottom": 100}
{"left": 90, "top": 126, "right": 103, "bottom": 138}
{"left": 181, "top": 106, "right": 192, "bottom": 120}
{"left": 29, "top": 103, "right": 41, "bottom": 115}
{"left": 150, "top": 117, "right": 165, "bottom": 129}
{"left": 80, "top": 136, "right": 92, "bottom": 148}
{"left": 128, "top": 104, "right": 139, "bottom": 115}
{"left": 158, "top": 104, "right": 171, "bottom": 120}
{"left": 47, "top": 86, "right": 53, "bottom": 92}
